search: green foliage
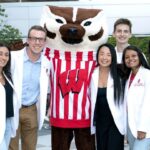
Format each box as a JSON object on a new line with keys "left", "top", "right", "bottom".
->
{"left": 0, "top": 5, "right": 22, "bottom": 47}
{"left": 108, "top": 36, "right": 150, "bottom": 63}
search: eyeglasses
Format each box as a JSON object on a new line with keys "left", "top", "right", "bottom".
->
{"left": 28, "top": 37, "right": 46, "bottom": 43}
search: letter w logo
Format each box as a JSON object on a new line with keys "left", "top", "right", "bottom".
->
{"left": 59, "top": 69, "right": 88, "bottom": 97}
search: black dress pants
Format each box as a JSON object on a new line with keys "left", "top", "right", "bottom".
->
{"left": 96, "top": 123, "right": 124, "bottom": 150}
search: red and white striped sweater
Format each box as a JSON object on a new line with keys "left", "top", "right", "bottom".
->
{"left": 45, "top": 47, "right": 96, "bottom": 128}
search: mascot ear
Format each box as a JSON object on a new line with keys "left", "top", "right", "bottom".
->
{"left": 40, "top": 6, "right": 50, "bottom": 27}
{"left": 40, "top": 5, "right": 108, "bottom": 52}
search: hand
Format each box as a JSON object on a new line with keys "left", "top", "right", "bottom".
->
{"left": 137, "top": 131, "right": 146, "bottom": 140}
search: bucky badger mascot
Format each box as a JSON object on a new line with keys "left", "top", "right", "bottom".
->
{"left": 41, "top": 5, "right": 108, "bottom": 150}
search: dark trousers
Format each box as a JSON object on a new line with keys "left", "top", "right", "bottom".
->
{"left": 51, "top": 126, "right": 96, "bottom": 150}
{"left": 96, "top": 123, "right": 124, "bottom": 150}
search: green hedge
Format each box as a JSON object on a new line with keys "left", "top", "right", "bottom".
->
{"left": 108, "top": 36, "right": 150, "bottom": 63}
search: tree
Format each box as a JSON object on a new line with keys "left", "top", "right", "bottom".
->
{"left": 0, "top": 5, "right": 24, "bottom": 50}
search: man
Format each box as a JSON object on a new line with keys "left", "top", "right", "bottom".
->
{"left": 113, "top": 18, "right": 132, "bottom": 146}
{"left": 113, "top": 18, "right": 132, "bottom": 64}
{"left": 9, "top": 25, "right": 50, "bottom": 150}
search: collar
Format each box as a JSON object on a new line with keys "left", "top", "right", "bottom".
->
{"left": 24, "top": 48, "right": 41, "bottom": 63}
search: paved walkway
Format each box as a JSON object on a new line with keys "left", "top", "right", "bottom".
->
{"left": 36, "top": 121, "right": 129, "bottom": 150}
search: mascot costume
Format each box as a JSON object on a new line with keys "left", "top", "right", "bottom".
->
{"left": 41, "top": 5, "right": 108, "bottom": 150}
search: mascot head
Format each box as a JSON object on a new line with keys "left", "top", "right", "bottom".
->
{"left": 40, "top": 5, "right": 108, "bottom": 52}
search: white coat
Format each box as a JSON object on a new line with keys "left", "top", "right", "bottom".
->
{"left": 90, "top": 67, "right": 126, "bottom": 135}
{"left": 124, "top": 66, "right": 150, "bottom": 138}
{"left": 0, "top": 73, "right": 17, "bottom": 144}
{"left": 10, "top": 47, "right": 50, "bottom": 134}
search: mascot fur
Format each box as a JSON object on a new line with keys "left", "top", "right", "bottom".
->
{"left": 41, "top": 5, "right": 108, "bottom": 149}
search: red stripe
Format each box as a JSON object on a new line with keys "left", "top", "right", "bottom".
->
{"left": 50, "top": 117, "right": 90, "bottom": 128}
{"left": 50, "top": 71, "right": 54, "bottom": 117}
{"left": 73, "top": 52, "right": 82, "bottom": 120}
{"left": 54, "top": 50, "right": 60, "bottom": 59}
{"left": 44, "top": 47, "right": 51, "bottom": 60}
{"left": 64, "top": 51, "right": 71, "bottom": 119}
{"left": 51, "top": 51, "right": 57, "bottom": 117}
{"left": 88, "top": 51, "right": 94, "bottom": 60}
{"left": 87, "top": 61, "right": 96, "bottom": 118}
{"left": 49, "top": 49, "right": 55, "bottom": 117}
{"left": 76, "top": 52, "right": 83, "bottom": 61}
{"left": 65, "top": 51, "right": 71, "bottom": 61}
{"left": 81, "top": 61, "right": 89, "bottom": 119}
{"left": 55, "top": 51, "right": 61, "bottom": 118}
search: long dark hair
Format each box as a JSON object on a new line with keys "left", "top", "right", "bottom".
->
{"left": 122, "top": 45, "right": 150, "bottom": 78}
{"left": 96, "top": 43, "right": 123, "bottom": 104}
{"left": 0, "top": 43, "right": 12, "bottom": 80}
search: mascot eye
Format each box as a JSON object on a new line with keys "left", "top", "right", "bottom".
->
{"left": 56, "top": 19, "right": 63, "bottom": 24}
{"left": 84, "top": 21, "right": 92, "bottom": 26}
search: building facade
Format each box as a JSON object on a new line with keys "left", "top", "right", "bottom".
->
{"left": 1, "top": 0, "right": 150, "bottom": 38}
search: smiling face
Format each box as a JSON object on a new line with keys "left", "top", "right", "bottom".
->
{"left": 98, "top": 46, "right": 112, "bottom": 68}
{"left": 0, "top": 46, "right": 9, "bottom": 70}
{"left": 27, "top": 29, "right": 46, "bottom": 55}
{"left": 113, "top": 24, "right": 131, "bottom": 45}
{"left": 124, "top": 49, "right": 140, "bottom": 73}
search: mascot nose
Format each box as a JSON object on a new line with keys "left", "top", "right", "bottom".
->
{"left": 68, "top": 27, "right": 78, "bottom": 36}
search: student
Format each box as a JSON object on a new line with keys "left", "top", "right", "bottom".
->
{"left": 122, "top": 45, "right": 150, "bottom": 150}
{"left": 0, "top": 44, "right": 17, "bottom": 150}
{"left": 113, "top": 18, "right": 132, "bottom": 64}
{"left": 9, "top": 25, "right": 50, "bottom": 150}
{"left": 90, "top": 43, "right": 126, "bottom": 150}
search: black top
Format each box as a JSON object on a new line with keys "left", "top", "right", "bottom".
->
{"left": 94, "top": 87, "right": 114, "bottom": 126}
{"left": 4, "top": 78, "right": 14, "bottom": 118}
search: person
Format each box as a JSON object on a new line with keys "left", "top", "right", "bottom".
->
{"left": 90, "top": 43, "right": 126, "bottom": 150}
{"left": 113, "top": 18, "right": 132, "bottom": 64}
{"left": 0, "top": 43, "right": 18, "bottom": 150}
{"left": 48, "top": 44, "right": 96, "bottom": 150}
{"left": 122, "top": 45, "right": 150, "bottom": 150}
{"left": 113, "top": 19, "right": 133, "bottom": 147}
{"left": 9, "top": 25, "right": 50, "bottom": 150}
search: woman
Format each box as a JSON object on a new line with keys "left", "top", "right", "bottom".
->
{"left": 0, "top": 43, "right": 16, "bottom": 150}
{"left": 90, "top": 43, "right": 126, "bottom": 150}
{"left": 122, "top": 45, "right": 150, "bottom": 150}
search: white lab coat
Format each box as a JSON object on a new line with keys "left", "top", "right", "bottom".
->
{"left": 90, "top": 67, "right": 126, "bottom": 135}
{"left": 0, "top": 73, "right": 17, "bottom": 143}
{"left": 124, "top": 66, "right": 150, "bottom": 138}
{"left": 10, "top": 47, "right": 50, "bottom": 135}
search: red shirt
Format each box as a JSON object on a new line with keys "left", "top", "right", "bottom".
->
{"left": 129, "top": 73, "right": 136, "bottom": 88}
